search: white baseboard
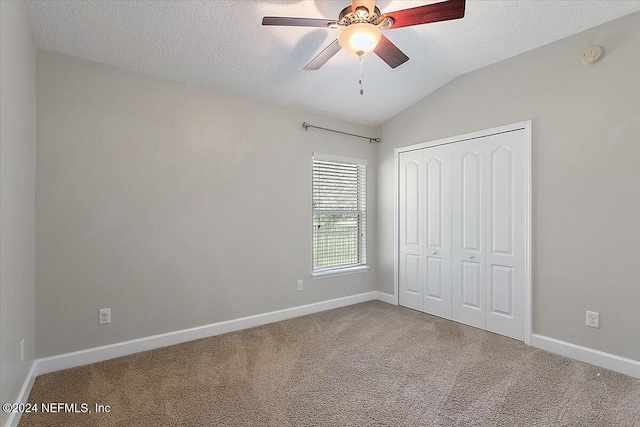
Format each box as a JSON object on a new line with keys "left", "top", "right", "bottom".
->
{"left": 5, "top": 361, "right": 37, "bottom": 427}
{"left": 376, "top": 291, "right": 396, "bottom": 305}
{"left": 36, "top": 291, "right": 379, "bottom": 376}
{"left": 23, "top": 294, "right": 637, "bottom": 424}
{"left": 530, "top": 334, "right": 640, "bottom": 378}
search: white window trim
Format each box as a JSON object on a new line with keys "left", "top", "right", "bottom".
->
{"left": 312, "top": 152, "right": 368, "bottom": 277}
{"left": 311, "top": 265, "right": 370, "bottom": 280}
{"left": 313, "top": 152, "right": 367, "bottom": 166}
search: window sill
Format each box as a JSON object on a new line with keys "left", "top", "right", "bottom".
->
{"left": 311, "top": 265, "right": 370, "bottom": 280}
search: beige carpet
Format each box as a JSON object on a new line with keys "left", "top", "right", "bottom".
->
{"left": 20, "top": 301, "right": 640, "bottom": 426}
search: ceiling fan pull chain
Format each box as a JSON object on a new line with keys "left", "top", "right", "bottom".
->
{"left": 359, "top": 54, "right": 364, "bottom": 95}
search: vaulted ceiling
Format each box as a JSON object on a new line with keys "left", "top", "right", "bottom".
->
{"left": 25, "top": 1, "right": 640, "bottom": 125}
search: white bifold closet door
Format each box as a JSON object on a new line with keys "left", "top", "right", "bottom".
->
{"left": 398, "top": 146, "right": 451, "bottom": 318}
{"left": 451, "top": 137, "right": 486, "bottom": 330}
{"left": 399, "top": 149, "right": 424, "bottom": 312}
{"left": 423, "top": 145, "right": 452, "bottom": 319}
{"left": 484, "top": 132, "right": 526, "bottom": 340}
{"left": 399, "top": 129, "right": 526, "bottom": 341}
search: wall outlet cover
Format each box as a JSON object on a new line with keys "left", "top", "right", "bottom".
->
{"left": 99, "top": 308, "right": 111, "bottom": 325}
{"left": 586, "top": 311, "right": 599, "bottom": 328}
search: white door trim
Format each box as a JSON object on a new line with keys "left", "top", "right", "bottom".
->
{"left": 393, "top": 120, "right": 532, "bottom": 345}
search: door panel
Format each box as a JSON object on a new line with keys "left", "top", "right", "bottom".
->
{"left": 427, "top": 157, "right": 444, "bottom": 248}
{"left": 461, "top": 151, "right": 482, "bottom": 252}
{"left": 399, "top": 151, "right": 425, "bottom": 311}
{"left": 490, "top": 265, "right": 514, "bottom": 316}
{"left": 451, "top": 138, "right": 486, "bottom": 328}
{"left": 426, "top": 257, "right": 443, "bottom": 299}
{"left": 462, "top": 261, "right": 482, "bottom": 308}
{"left": 405, "top": 254, "right": 422, "bottom": 295}
{"left": 485, "top": 130, "right": 526, "bottom": 340}
{"left": 491, "top": 146, "right": 514, "bottom": 255}
{"left": 423, "top": 146, "right": 452, "bottom": 319}
{"left": 405, "top": 161, "right": 420, "bottom": 246}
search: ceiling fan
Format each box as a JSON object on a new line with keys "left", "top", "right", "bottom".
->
{"left": 262, "top": 0, "right": 466, "bottom": 70}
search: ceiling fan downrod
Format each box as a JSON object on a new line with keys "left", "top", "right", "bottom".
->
{"left": 359, "top": 54, "right": 364, "bottom": 95}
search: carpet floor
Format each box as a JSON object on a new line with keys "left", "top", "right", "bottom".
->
{"left": 19, "top": 301, "right": 640, "bottom": 426}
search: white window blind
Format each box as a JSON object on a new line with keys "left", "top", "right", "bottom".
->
{"left": 312, "top": 154, "right": 367, "bottom": 273}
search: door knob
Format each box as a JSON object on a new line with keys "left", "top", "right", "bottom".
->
{"left": 432, "top": 251, "right": 438, "bottom": 255}
{"left": 468, "top": 255, "right": 474, "bottom": 259}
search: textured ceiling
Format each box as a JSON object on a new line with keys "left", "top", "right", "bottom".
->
{"left": 25, "top": 1, "right": 640, "bottom": 125}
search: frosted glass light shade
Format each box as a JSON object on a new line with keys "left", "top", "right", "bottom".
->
{"left": 338, "top": 23, "right": 382, "bottom": 57}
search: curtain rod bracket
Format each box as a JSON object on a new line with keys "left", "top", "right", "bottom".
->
{"left": 302, "top": 122, "right": 380, "bottom": 143}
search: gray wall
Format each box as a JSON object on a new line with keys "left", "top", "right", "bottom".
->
{"left": 35, "top": 50, "right": 378, "bottom": 358}
{"left": 0, "top": 1, "right": 36, "bottom": 423}
{"left": 377, "top": 13, "right": 640, "bottom": 361}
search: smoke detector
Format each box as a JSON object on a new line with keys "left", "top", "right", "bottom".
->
{"left": 581, "top": 46, "right": 604, "bottom": 65}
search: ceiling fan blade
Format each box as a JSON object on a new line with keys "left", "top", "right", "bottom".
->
{"left": 383, "top": 0, "right": 465, "bottom": 30}
{"left": 262, "top": 17, "right": 336, "bottom": 28}
{"left": 351, "top": 0, "right": 377, "bottom": 15}
{"left": 304, "top": 40, "right": 342, "bottom": 70}
{"left": 374, "top": 35, "right": 409, "bottom": 68}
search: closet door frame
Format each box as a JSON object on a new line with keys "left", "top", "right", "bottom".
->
{"left": 393, "top": 120, "right": 532, "bottom": 345}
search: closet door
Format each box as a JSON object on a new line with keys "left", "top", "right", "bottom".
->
{"left": 422, "top": 145, "right": 452, "bottom": 319}
{"left": 399, "top": 150, "right": 425, "bottom": 311}
{"left": 451, "top": 138, "right": 486, "bottom": 329}
{"left": 485, "top": 130, "right": 526, "bottom": 340}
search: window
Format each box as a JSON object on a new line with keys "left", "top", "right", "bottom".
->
{"left": 312, "top": 153, "right": 367, "bottom": 276}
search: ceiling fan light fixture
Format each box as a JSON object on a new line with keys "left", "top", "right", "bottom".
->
{"left": 338, "top": 23, "right": 381, "bottom": 57}
{"left": 378, "top": 16, "right": 394, "bottom": 29}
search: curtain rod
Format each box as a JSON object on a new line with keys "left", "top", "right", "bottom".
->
{"left": 302, "top": 122, "right": 380, "bottom": 143}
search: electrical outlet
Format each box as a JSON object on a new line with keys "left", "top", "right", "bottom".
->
{"left": 586, "top": 311, "right": 599, "bottom": 328}
{"left": 20, "top": 339, "right": 25, "bottom": 362}
{"left": 99, "top": 308, "right": 111, "bottom": 325}
{"left": 297, "top": 280, "right": 303, "bottom": 292}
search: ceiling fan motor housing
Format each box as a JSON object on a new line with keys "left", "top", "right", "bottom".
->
{"left": 338, "top": 5, "right": 381, "bottom": 25}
